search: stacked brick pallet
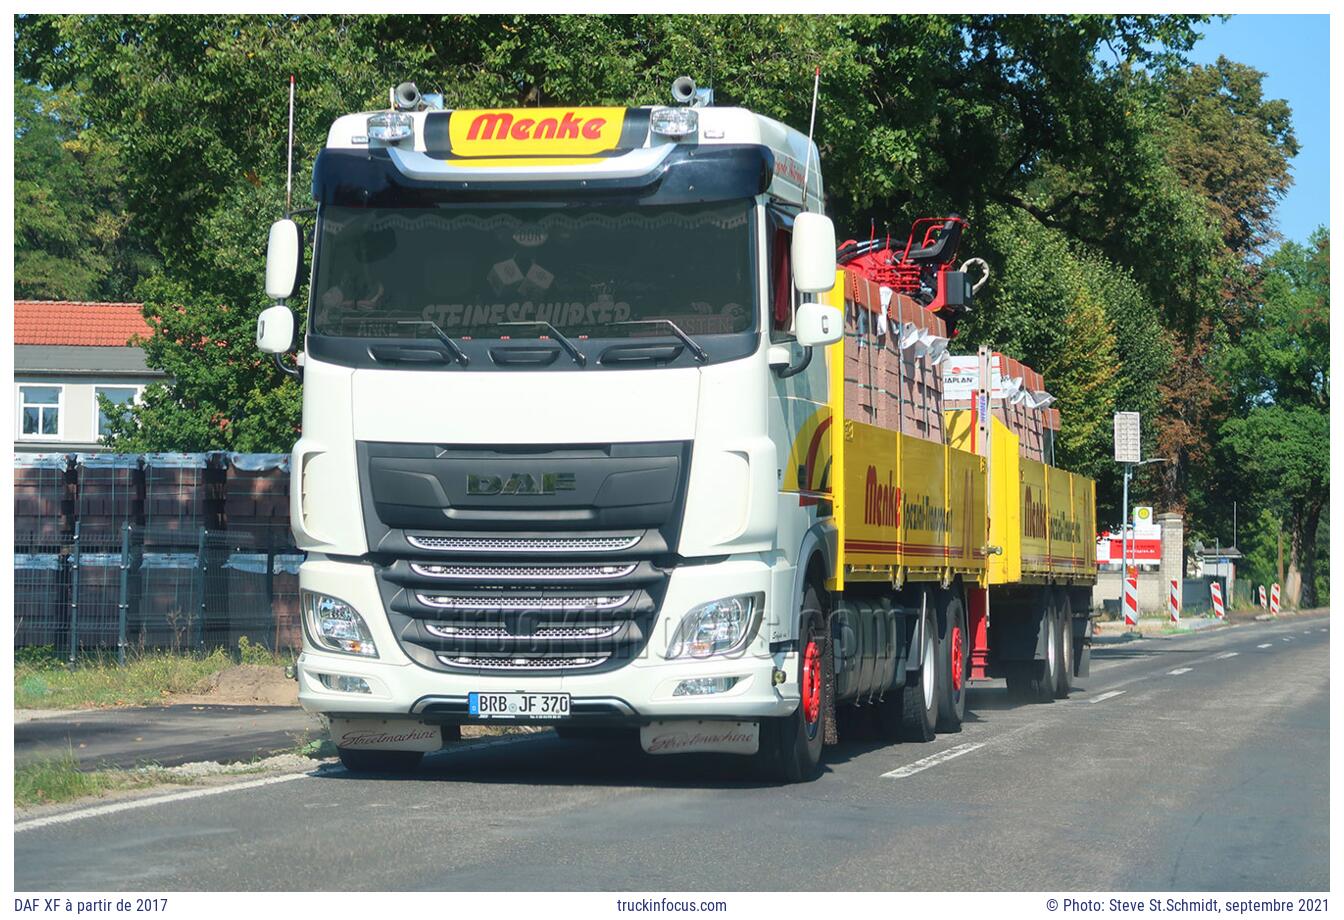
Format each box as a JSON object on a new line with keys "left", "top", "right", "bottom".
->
{"left": 14, "top": 453, "right": 73, "bottom": 546}
{"left": 943, "top": 353, "right": 1060, "bottom": 463}
{"left": 841, "top": 270, "right": 949, "bottom": 443}
{"left": 221, "top": 454, "right": 292, "bottom": 550}
{"left": 75, "top": 454, "right": 143, "bottom": 538}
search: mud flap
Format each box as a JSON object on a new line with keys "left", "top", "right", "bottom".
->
{"left": 328, "top": 718, "right": 443, "bottom": 752}
{"left": 1075, "top": 614, "right": 1095, "bottom": 678}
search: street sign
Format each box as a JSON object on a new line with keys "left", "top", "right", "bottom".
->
{"left": 1114, "top": 412, "right": 1140, "bottom": 463}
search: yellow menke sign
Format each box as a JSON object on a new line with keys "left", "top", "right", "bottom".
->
{"left": 448, "top": 107, "right": 628, "bottom": 158}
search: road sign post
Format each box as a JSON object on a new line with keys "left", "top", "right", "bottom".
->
{"left": 1114, "top": 412, "right": 1141, "bottom": 625}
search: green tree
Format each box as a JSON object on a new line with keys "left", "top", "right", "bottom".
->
{"left": 1161, "top": 56, "right": 1299, "bottom": 260}
{"left": 14, "top": 80, "right": 151, "bottom": 300}
{"left": 1216, "top": 230, "right": 1329, "bottom": 607}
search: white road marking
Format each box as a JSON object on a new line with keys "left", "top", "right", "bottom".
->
{"left": 1303, "top": 630, "right": 1313, "bottom": 635}
{"left": 1282, "top": 637, "right": 1293, "bottom": 642}
{"left": 1321, "top": 629, "right": 1329, "bottom": 633}
{"left": 1215, "top": 652, "right": 1239, "bottom": 660}
{"left": 882, "top": 742, "right": 985, "bottom": 778}
{"left": 1258, "top": 643, "right": 1274, "bottom": 649}
{"left": 1168, "top": 667, "right": 1193, "bottom": 675}
{"left": 1090, "top": 690, "right": 1126, "bottom": 704}
{"left": 15, "top": 771, "right": 310, "bottom": 833}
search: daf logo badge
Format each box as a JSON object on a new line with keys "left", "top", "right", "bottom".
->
{"left": 466, "top": 472, "right": 577, "bottom": 496}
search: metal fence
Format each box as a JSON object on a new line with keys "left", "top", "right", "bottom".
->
{"left": 14, "top": 525, "right": 304, "bottom": 662}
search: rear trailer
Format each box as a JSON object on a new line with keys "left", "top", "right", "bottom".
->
{"left": 821, "top": 253, "right": 1097, "bottom": 739}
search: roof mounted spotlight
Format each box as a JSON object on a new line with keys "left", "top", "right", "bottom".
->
{"left": 392, "top": 81, "right": 423, "bottom": 111}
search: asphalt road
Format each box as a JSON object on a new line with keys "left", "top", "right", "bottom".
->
{"left": 15, "top": 614, "right": 1329, "bottom": 891}
{"left": 15, "top": 705, "right": 322, "bottom": 770}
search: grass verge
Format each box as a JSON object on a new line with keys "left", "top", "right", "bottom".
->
{"left": 15, "top": 752, "right": 195, "bottom": 809}
{"left": 15, "top": 642, "right": 293, "bottom": 710}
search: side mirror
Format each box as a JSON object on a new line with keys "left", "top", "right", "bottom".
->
{"left": 791, "top": 212, "right": 837, "bottom": 294}
{"left": 794, "top": 301, "right": 843, "bottom": 348}
{"left": 256, "top": 304, "right": 296, "bottom": 355}
{"left": 265, "top": 218, "right": 302, "bottom": 300}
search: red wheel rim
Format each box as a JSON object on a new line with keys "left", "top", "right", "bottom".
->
{"left": 801, "top": 639, "right": 822, "bottom": 725}
{"left": 950, "top": 624, "right": 964, "bottom": 692}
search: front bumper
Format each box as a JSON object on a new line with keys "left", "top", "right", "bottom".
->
{"left": 296, "top": 555, "right": 800, "bottom": 725}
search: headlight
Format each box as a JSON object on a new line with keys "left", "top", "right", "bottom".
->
{"left": 367, "top": 112, "right": 414, "bottom": 142}
{"left": 302, "top": 590, "right": 378, "bottom": 658}
{"left": 665, "top": 593, "right": 763, "bottom": 660}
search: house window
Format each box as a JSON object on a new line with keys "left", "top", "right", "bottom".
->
{"left": 95, "top": 386, "right": 139, "bottom": 440}
{"left": 19, "top": 385, "right": 62, "bottom": 439}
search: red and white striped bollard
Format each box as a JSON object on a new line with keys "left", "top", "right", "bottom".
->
{"left": 1270, "top": 583, "right": 1280, "bottom": 616}
{"left": 1210, "top": 582, "right": 1225, "bottom": 620}
{"left": 1169, "top": 578, "right": 1180, "bottom": 624}
{"left": 1123, "top": 566, "right": 1139, "bottom": 627}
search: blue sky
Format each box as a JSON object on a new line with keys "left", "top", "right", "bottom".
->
{"left": 1186, "top": 14, "right": 1330, "bottom": 245}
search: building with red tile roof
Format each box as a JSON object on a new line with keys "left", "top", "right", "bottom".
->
{"left": 14, "top": 300, "right": 154, "bottom": 346}
{"left": 14, "top": 300, "right": 166, "bottom": 452}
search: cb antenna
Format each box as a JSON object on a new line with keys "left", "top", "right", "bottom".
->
{"left": 285, "top": 74, "right": 295, "bottom": 217}
{"left": 800, "top": 65, "right": 820, "bottom": 209}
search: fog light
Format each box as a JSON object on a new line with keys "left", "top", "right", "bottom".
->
{"left": 318, "top": 673, "right": 371, "bottom": 694}
{"left": 673, "top": 676, "right": 740, "bottom": 697}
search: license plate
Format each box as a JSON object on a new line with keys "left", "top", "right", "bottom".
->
{"left": 468, "top": 691, "right": 571, "bottom": 719}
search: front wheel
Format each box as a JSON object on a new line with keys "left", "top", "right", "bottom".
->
{"left": 337, "top": 748, "right": 424, "bottom": 773}
{"left": 755, "top": 586, "right": 830, "bottom": 783}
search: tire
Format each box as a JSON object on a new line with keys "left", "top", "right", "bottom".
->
{"left": 337, "top": 747, "right": 424, "bottom": 773}
{"left": 935, "top": 587, "right": 969, "bottom": 732}
{"left": 900, "top": 591, "right": 939, "bottom": 742}
{"left": 755, "top": 585, "right": 830, "bottom": 783}
{"left": 1054, "top": 589, "right": 1074, "bottom": 699}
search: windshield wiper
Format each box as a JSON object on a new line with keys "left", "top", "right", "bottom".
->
{"left": 396, "top": 320, "right": 469, "bottom": 366}
{"left": 611, "top": 319, "right": 709, "bottom": 364}
{"left": 498, "top": 320, "right": 587, "bottom": 367}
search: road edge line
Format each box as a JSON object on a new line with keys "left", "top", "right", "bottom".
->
{"left": 15, "top": 771, "right": 310, "bottom": 833}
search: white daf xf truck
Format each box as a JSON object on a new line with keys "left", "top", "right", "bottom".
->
{"left": 257, "top": 78, "right": 1094, "bottom": 783}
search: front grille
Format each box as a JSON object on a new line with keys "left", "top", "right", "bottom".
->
{"left": 436, "top": 653, "right": 610, "bottom": 670}
{"left": 415, "top": 593, "right": 631, "bottom": 611}
{"left": 408, "top": 535, "right": 640, "bottom": 553}
{"left": 410, "top": 562, "right": 638, "bottom": 581}
{"left": 424, "top": 623, "right": 622, "bottom": 640}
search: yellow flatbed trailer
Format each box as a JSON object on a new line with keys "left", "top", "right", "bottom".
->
{"left": 817, "top": 272, "right": 1097, "bottom": 727}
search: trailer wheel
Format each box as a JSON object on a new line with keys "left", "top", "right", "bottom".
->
{"left": 900, "top": 592, "right": 939, "bottom": 742}
{"left": 935, "top": 588, "right": 969, "bottom": 732}
{"left": 1054, "top": 589, "right": 1074, "bottom": 699}
{"left": 337, "top": 748, "right": 424, "bottom": 774}
{"left": 755, "top": 585, "right": 829, "bottom": 783}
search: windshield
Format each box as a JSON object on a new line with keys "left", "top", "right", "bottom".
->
{"left": 310, "top": 201, "right": 756, "bottom": 341}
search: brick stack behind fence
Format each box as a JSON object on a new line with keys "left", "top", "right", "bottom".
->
{"left": 13, "top": 451, "right": 304, "bottom": 658}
